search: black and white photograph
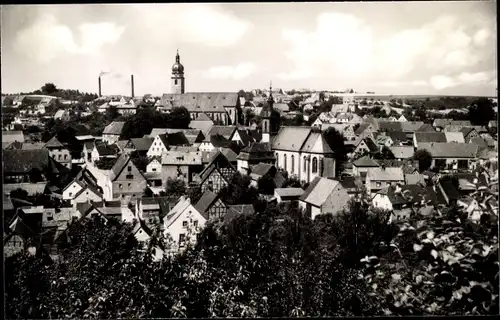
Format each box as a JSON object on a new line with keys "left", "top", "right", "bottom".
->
{"left": 1, "top": 2, "right": 498, "bottom": 318}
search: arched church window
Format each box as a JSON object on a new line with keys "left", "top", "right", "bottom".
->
{"left": 291, "top": 155, "right": 295, "bottom": 173}
{"left": 284, "top": 154, "right": 287, "bottom": 171}
{"left": 303, "top": 156, "right": 307, "bottom": 172}
{"left": 175, "top": 79, "right": 178, "bottom": 85}
{"left": 312, "top": 157, "right": 318, "bottom": 173}
{"left": 275, "top": 153, "right": 279, "bottom": 166}
{"left": 264, "top": 120, "right": 268, "bottom": 133}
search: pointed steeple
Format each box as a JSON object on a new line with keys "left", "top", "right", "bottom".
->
{"left": 267, "top": 80, "right": 274, "bottom": 107}
{"left": 175, "top": 49, "right": 180, "bottom": 63}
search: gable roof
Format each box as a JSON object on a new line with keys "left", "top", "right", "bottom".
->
{"left": 416, "top": 123, "right": 436, "bottom": 132}
{"left": 382, "top": 184, "right": 429, "bottom": 205}
{"left": 418, "top": 142, "right": 478, "bottom": 158}
{"left": 159, "top": 92, "right": 239, "bottom": 113}
{"left": 194, "top": 190, "right": 219, "bottom": 214}
{"left": 300, "top": 131, "right": 334, "bottom": 154}
{"left": 210, "top": 134, "right": 231, "bottom": 148}
{"left": 299, "top": 177, "right": 342, "bottom": 207}
{"left": 2, "top": 131, "right": 24, "bottom": 143}
{"left": 44, "top": 136, "right": 65, "bottom": 148}
{"left": 95, "top": 141, "right": 120, "bottom": 156}
{"left": 389, "top": 146, "right": 414, "bottom": 159}
{"left": 206, "top": 126, "right": 237, "bottom": 140}
{"left": 401, "top": 121, "right": 425, "bottom": 133}
{"left": 129, "top": 137, "right": 154, "bottom": 151}
{"left": 367, "top": 167, "right": 405, "bottom": 181}
{"left": 103, "top": 121, "right": 125, "bottom": 135}
{"left": 109, "top": 154, "right": 135, "bottom": 181}
{"left": 3, "top": 183, "right": 48, "bottom": 196}
{"left": 197, "top": 151, "right": 236, "bottom": 183}
{"left": 362, "top": 137, "right": 379, "bottom": 152}
{"left": 54, "top": 109, "right": 67, "bottom": 119}
{"left": 387, "top": 131, "right": 408, "bottom": 143}
{"left": 444, "top": 131, "right": 465, "bottom": 143}
{"left": 274, "top": 187, "right": 304, "bottom": 198}
{"left": 165, "top": 197, "right": 206, "bottom": 228}
{"left": 272, "top": 126, "right": 311, "bottom": 151}
{"left": 3, "top": 149, "right": 60, "bottom": 173}
{"left": 195, "top": 113, "right": 212, "bottom": 121}
{"left": 353, "top": 155, "right": 379, "bottom": 167}
{"left": 354, "top": 123, "right": 371, "bottom": 135}
{"left": 414, "top": 132, "right": 447, "bottom": 143}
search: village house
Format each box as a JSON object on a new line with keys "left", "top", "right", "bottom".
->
{"left": 83, "top": 141, "right": 120, "bottom": 164}
{"left": 44, "top": 136, "right": 72, "bottom": 169}
{"left": 372, "top": 184, "right": 437, "bottom": 222}
{"left": 460, "top": 127, "right": 480, "bottom": 143}
{"left": 413, "top": 132, "right": 447, "bottom": 149}
{"left": 198, "top": 126, "right": 238, "bottom": 152}
{"left": 2, "top": 149, "right": 69, "bottom": 184}
{"left": 160, "top": 150, "right": 203, "bottom": 184}
{"left": 321, "top": 123, "right": 357, "bottom": 141}
{"left": 135, "top": 197, "right": 171, "bottom": 230}
{"left": 417, "top": 142, "right": 479, "bottom": 171}
{"left": 194, "top": 190, "right": 229, "bottom": 221}
{"left": 272, "top": 126, "right": 336, "bottom": 184}
{"left": 77, "top": 200, "right": 135, "bottom": 222}
{"left": 199, "top": 134, "right": 232, "bottom": 152}
{"left": 123, "top": 137, "right": 154, "bottom": 155}
{"left": 102, "top": 121, "right": 126, "bottom": 144}
{"left": 248, "top": 163, "right": 286, "bottom": 190}
{"left": 2, "top": 131, "right": 25, "bottom": 149}
{"left": 194, "top": 151, "right": 237, "bottom": 194}
{"left": 54, "top": 109, "right": 70, "bottom": 121}
{"left": 389, "top": 146, "right": 415, "bottom": 160}
{"left": 298, "top": 177, "right": 350, "bottom": 219}
{"left": 444, "top": 131, "right": 466, "bottom": 143}
{"left": 273, "top": 187, "right": 304, "bottom": 203}
{"left": 365, "top": 166, "right": 405, "bottom": 195}
{"left": 98, "top": 100, "right": 137, "bottom": 115}
{"left": 163, "top": 196, "right": 206, "bottom": 251}
{"left": 236, "top": 142, "right": 275, "bottom": 175}
{"left": 352, "top": 137, "right": 379, "bottom": 156}
{"left": 146, "top": 132, "right": 190, "bottom": 157}
{"left": 201, "top": 148, "right": 238, "bottom": 167}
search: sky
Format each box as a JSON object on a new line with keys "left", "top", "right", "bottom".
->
{"left": 1, "top": 2, "right": 497, "bottom": 97}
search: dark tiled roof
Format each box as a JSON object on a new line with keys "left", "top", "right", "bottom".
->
{"left": 387, "top": 131, "right": 408, "bottom": 143}
{"left": 210, "top": 134, "right": 231, "bottom": 148}
{"left": 44, "top": 136, "right": 64, "bottom": 148}
{"left": 206, "top": 126, "right": 237, "bottom": 140}
{"left": 415, "top": 132, "right": 447, "bottom": 143}
{"left": 129, "top": 137, "right": 154, "bottom": 151}
{"left": 95, "top": 142, "right": 120, "bottom": 156}
{"left": 103, "top": 121, "right": 126, "bottom": 135}
{"left": 3, "top": 149, "right": 50, "bottom": 173}
{"left": 416, "top": 123, "right": 436, "bottom": 132}
{"left": 194, "top": 190, "right": 219, "bottom": 214}
{"left": 363, "top": 138, "right": 379, "bottom": 152}
{"left": 159, "top": 92, "right": 239, "bottom": 113}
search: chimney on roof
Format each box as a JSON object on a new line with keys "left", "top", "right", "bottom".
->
{"left": 131, "top": 74, "right": 135, "bottom": 98}
{"left": 98, "top": 77, "right": 102, "bottom": 97}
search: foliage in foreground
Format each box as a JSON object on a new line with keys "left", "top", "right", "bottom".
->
{"left": 5, "top": 200, "right": 498, "bottom": 318}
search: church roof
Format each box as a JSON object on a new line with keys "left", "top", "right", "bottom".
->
{"left": 159, "top": 93, "right": 238, "bottom": 113}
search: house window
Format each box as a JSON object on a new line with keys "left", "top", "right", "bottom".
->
{"left": 126, "top": 174, "right": 134, "bottom": 179}
{"left": 128, "top": 183, "right": 131, "bottom": 188}
{"left": 175, "top": 79, "right": 178, "bottom": 85}
{"left": 458, "top": 160, "right": 468, "bottom": 170}
{"left": 58, "top": 154, "right": 62, "bottom": 160}
{"left": 179, "top": 234, "right": 186, "bottom": 246}
{"left": 193, "top": 220, "right": 198, "bottom": 228}
{"left": 376, "top": 182, "right": 381, "bottom": 187}
{"left": 312, "top": 157, "right": 318, "bottom": 173}
{"left": 291, "top": 155, "right": 295, "bottom": 173}
{"left": 119, "top": 184, "right": 123, "bottom": 189}
{"left": 128, "top": 166, "right": 132, "bottom": 172}
{"left": 152, "top": 168, "right": 157, "bottom": 172}
{"left": 64, "top": 155, "right": 67, "bottom": 160}
{"left": 69, "top": 192, "right": 72, "bottom": 197}
{"left": 275, "top": 153, "right": 279, "bottom": 166}
{"left": 182, "top": 221, "right": 188, "bottom": 228}
{"left": 264, "top": 120, "right": 268, "bottom": 133}
{"left": 47, "top": 215, "right": 53, "bottom": 221}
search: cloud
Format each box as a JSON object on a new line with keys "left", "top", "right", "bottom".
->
{"left": 378, "top": 80, "right": 428, "bottom": 87}
{"left": 202, "top": 62, "right": 256, "bottom": 80}
{"left": 429, "top": 71, "right": 495, "bottom": 90}
{"left": 14, "top": 14, "right": 125, "bottom": 63}
{"left": 132, "top": 4, "right": 251, "bottom": 47}
{"left": 279, "top": 12, "right": 495, "bottom": 81}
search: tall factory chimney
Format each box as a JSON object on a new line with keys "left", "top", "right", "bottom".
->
{"left": 98, "top": 76, "right": 102, "bottom": 97}
{"left": 130, "top": 74, "right": 135, "bottom": 98}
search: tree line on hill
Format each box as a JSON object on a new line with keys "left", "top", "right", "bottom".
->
{"left": 5, "top": 193, "right": 497, "bottom": 318}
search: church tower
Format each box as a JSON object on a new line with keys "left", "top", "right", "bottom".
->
{"left": 261, "top": 81, "right": 280, "bottom": 143}
{"left": 171, "top": 50, "right": 185, "bottom": 94}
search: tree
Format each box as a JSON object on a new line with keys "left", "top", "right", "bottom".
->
{"left": 130, "top": 151, "right": 149, "bottom": 172}
{"left": 106, "top": 105, "right": 119, "bottom": 120}
{"left": 41, "top": 83, "right": 58, "bottom": 95}
{"left": 374, "top": 146, "right": 396, "bottom": 160}
{"left": 257, "top": 174, "right": 276, "bottom": 195}
{"left": 468, "top": 98, "right": 495, "bottom": 126}
{"left": 167, "top": 106, "right": 191, "bottom": 129}
{"left": 165, "top": 178, "right": 187, "bottom": 198}
{"left": 10, "top": 188, "right": 29, "bottom": 201}
{"left": 323, "top": 127, "right": 348, "bottom": 176}
{"left": 413, "top": 149, "right": 433, "bottom": 172}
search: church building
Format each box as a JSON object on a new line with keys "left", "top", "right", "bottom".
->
{"left": 157, "top": 51, "right": 242, "bottom": 126}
